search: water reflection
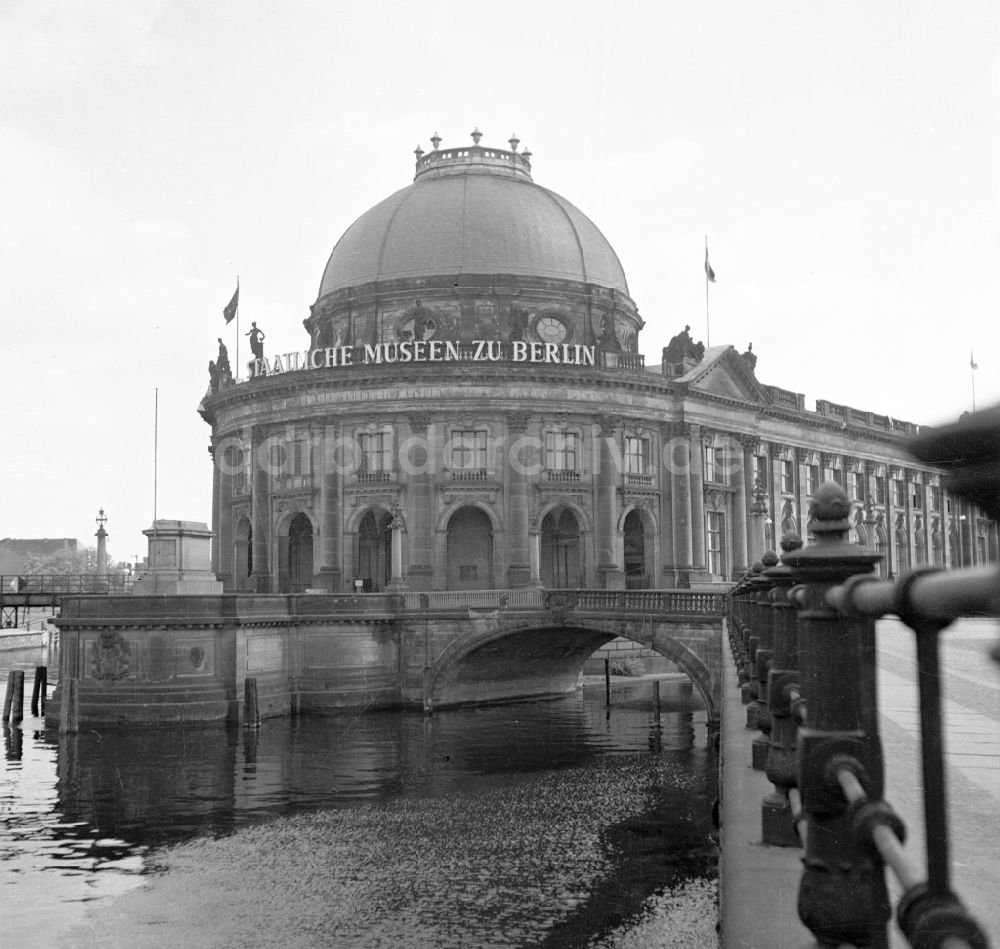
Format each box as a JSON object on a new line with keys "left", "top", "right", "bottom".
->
{"left": 2, "top": 672, "right": 716, "bottom": 946}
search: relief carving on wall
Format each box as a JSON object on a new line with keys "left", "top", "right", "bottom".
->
{"left": 89, "top": 630, "right": 131, "bottom": 682}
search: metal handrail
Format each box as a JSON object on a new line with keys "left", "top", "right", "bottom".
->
{"left": 727, "top": 443, "right": 997, "bottom": 948}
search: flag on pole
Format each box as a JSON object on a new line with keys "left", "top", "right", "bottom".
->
{"left": 223, "top": 283, "right": 239, "bottom": 324}
{"left": 970, "top": 351, "right": 979, "bottom": 370}
{"left": 704, "top": 245, "right": 716, "bottom": 283}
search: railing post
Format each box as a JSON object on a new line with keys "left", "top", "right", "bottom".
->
{"left": 751, "top": 550, "right": 779, "bottom": 769}
{"left": 783, "top": 483, "right": 889, "bottom": 948}
{"left": 762, "top": 532, "right": 803, "bottom": 847}
{"left": 741, "top": 562, "right": 763, "bottom": 706}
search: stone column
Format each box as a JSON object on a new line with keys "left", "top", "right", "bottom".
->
{"left": 529, "top": 529, "right": 541, "bottom": 585}
{"left": 769, "top": 442, "right": 784, "bottom": 553}
{"left": 597, "top": 415, "right": 624, "bottom": 588}
{"left": 251, "top": 426, "right": 271, "bottom": 593}
{"left": 95, "top": 511, "right": 108, "bottom": 580}
{"left": 671, "top": 424, "right": 693, "bottom": 588}
{"left": 902, "top": 467, "right": 914, "bottom": 571}
{"left": 217, "top": 440, "right": 235, "bottom": 587}
{"left": 316, "top": 422, "right": 341, "bottom": 592}
{"left": 208, "top": 442, "right": 222, "bottom": 579}
{"left": 388, "top": 504, "right": 406, "bottom": 592}
{"left": 506, "top": 412, "right": 532, "bottom": 587}
{"left": 885, "top": 465, "right": 898, "bottom": 579}
{"left": 210, "top": 444, "right": 221, "bottom": 577}
{"left": 689, "top": 424, "right": 706, "bottom": 573}
{"left": 729, "top": 436, "right": 749, "bottom": 578}
{"left": 657, "top": 423, "right": 676, "bottom": 586}
{"left": 749, "top": 476, "right": 769, "bottom": 564}
{"left": 404, "top": 413, "right": 434, "bottom": 590}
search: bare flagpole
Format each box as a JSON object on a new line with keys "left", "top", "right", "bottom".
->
{"left": 235, "top": 276, "right": 240, "bottom": 379}
{"left": 704, "top": 236, "right": 716, "bottom": 346}
{"left": 152, "top": 387, "right": 159, "bottom": 593}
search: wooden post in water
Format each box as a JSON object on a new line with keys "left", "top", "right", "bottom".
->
{"left": 653, "top": 678, "right": 661, "bottom": 713}
{"left": 7, "top": 671, "right": 25, "bottom": 724}
{"left": 58, "top": 678, "right": 79, "bottom": 734}
{"left": 243, "top": 676, "right": 261, "bottom": 728}
{"left": 604, "top": 658, "right": 611, "bottom": 706}
{"left": 2, "top": 670, "right": 15, "bottom": 722}
{"left": 31, "top": 666, "right": 47, "bottom": 717}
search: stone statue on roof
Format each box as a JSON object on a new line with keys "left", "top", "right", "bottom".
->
{"left": 662, "top": 324, "right": 705, "bottom": 367}
{"left": 742, "top": 342, "right": 757, "bottom": 371}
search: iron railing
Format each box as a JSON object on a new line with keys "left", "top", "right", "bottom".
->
{"left": 727, "top": 403, "right": 999, "bottom": 949}
{"left": 1, "top": 574, "right": 135, "bottom": 598}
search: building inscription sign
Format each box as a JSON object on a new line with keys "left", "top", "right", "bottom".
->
{"left": 252, "top": 341, "right": 597, "bottom": 377}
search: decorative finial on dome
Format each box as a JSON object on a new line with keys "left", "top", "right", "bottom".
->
{"left": 508, "top": 133, "right": 520, "bottom": 152}
{"left": 414, "top": 145, "right": 424, "bottom": 160}
{"left": 521, "top": 147, "right": 532, "bottom": 161}
{"left": 430, "top": 132, "right": 441, "bottom": 150}
{"left": 470, "top": 127, "right": 482, "bottom": 145}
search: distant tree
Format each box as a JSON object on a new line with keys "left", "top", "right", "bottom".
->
{"left": 22, "top": 547, "right": 116, "bottom": 576}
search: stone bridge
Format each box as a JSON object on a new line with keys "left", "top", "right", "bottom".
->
{"left": 47, "top": 589, "right": 726, "bottom": 726}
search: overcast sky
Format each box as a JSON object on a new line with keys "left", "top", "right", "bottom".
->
{"left": 2, "top": 1, "right": 998, "bottom": 562}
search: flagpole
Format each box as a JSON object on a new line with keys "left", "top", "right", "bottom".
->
{"left": 704, "top": 235, "right": 711, "bottom": 347}
{"left": 235, "top": 276, "right": 240, "bottom": 380}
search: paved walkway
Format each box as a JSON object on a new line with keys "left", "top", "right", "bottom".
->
{"left": 719, "top": 617, "right": 1000, "bottom": 949}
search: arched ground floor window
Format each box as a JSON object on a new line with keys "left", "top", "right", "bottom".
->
{"left": 447, "top": 506, "right": 494, "bottom": 589}
{"left": 541, "top": 507, "right": 582, "bottom": 588}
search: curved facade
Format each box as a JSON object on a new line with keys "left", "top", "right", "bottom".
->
{"left": 200, "top": 135, "right": 998, "bottom": 594}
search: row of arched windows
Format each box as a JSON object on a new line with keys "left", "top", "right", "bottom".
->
{"left": 230, "top": 504, "right": 652, "bottom": 592}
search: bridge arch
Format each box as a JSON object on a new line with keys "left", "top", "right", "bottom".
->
{"left": 425, "top": 619, "right": 717, "bottom": 722}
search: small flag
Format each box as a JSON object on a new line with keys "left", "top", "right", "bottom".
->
{"left": 970, "top": 350, "right": 979, "bottom": 370}
{"left": 223, "top": 283, "right": 239, "bottom": 324}
{"left": 704, "top": 245, "right": 716, "bottom": 283}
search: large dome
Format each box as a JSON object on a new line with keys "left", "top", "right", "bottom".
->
{"left": 317, "top": 141, "right": 629, "bottom": 300}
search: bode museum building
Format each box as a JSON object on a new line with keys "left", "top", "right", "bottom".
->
{"left": 199, "top": 132, "right": 997, "bottom": 595}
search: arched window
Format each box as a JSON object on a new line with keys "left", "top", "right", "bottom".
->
{"left": 447, "top": 507, "right": 494, "bottom": 589}
{"left": 234, "top": 517, "right": 252, "bottom": 590}
{"left": 624, "top": 510, "right": 650, "bottom": 589}
{"left": 288, "top": 513, "right": 313, "bottom": 593}
{"left": 358, "top": 509, "right": 392, "bottom": 592}
{"left": 541, "top": 507, "right": 581, "bottom": 588}
{"left": 895, "top": 527, "right": 910, "bottom": 573}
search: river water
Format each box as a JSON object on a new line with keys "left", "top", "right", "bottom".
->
{"left": 1, "top": 648, "right": 718, "bottom": 948}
